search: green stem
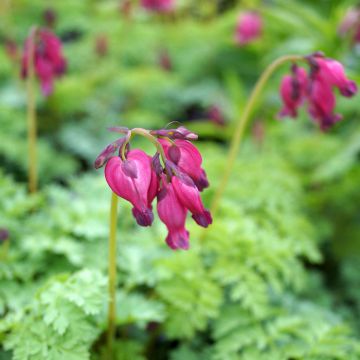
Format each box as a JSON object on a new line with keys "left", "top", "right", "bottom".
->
{"left": 210, "top": 55, "right": 303, "bottom": 216}
{"left": 26, "top": 27, "right": 37, "bottom": 193}
{"left": 131, "top": 128, "right": 167, "bottom": 164}
{"left": 107, "top": 192, "right": 118, "bottom": 359}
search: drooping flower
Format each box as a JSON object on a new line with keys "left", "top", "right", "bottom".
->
{"left": 235, "top": 11, "right": 263, "bottom": 46}
{"left": 158, "top": 138, "right": 209, "bottom": 191}
{"left": 141, "top": 0, "right": 175, "bottom": 13}
{"left": 105, "top": 149, "right": 156, "bottom": 227}
{"left": 172, "top": 174, "right": 212, "bottom": 228}
{"left": 43, "top": 8, "right": 57, "bottom": 28}
{"left": 279, "top": 65, "right": 308, "bottom": 118}
{"left": 4, "top": 39, "right": 18, "bottom": 62}
{"left": 21, "top": 28, "right": 67, "bottom": 96}
{"left": 278, "top": 53, "right": 357, "bottom": 130}
{"left": 157, "top": 177, "right": 189, "bottom": 250}
{"left": 95, "top": 126, "right": 212, "bottom": 250}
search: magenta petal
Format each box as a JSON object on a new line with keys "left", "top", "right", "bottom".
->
{"left": 132, "top": 207, "right": 154, "bottom": 227}
{"left": 172, "top": 176, "right": 212, "bottom": 228}
{"left": 166, "top": 229, "right": 189, "bottom": 250}
{"left": 105, "top": 150, "right": 154, "bottom": 226}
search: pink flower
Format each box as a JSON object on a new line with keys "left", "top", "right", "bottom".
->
{"left": 307, "top": 78, "right": 342, "bottom": 131}
{"left": 158, "top": 139, "right": 209, "bottom": 191}
{"left": 313, "top": 56, "right": 357, "bottom": 97}
{"left": 172, "top": 174, "right": 212, "bottom": 228}
{"left": 235, "top": 11, "right": 263, "bottom": 46}
{"left": 96, "top": 126, "right": 212, "bottom": 250}
{"left": 279, "top": 66, "right": 308, "bottom": 118}
{"left": 278, "top": 53, "right": 357, "bottom": 131}
{"left": 141, "top": 0, "right": 175, "bottom": 13}
{"left": 105, "top": 149, "right": 156, "bottom": 227}
{"left": 21, "top": 28, "right": 66, "bottom": 96}
{"left": 157, "top": 177, "right": 189, "bottom": 250}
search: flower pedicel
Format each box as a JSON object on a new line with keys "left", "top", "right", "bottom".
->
{"left": 95, "top": 126, "right": 212, "bottom": 250}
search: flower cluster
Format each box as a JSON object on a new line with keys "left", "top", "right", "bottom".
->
{"left": 141, "top": 0, "right": 175, "bottom": 13}
{"left": 279, "top": 53, "right": 357, "bottom": 131}
{"left": 21, "top": 28, "right": 67, "bottom": 97}
{"left": 235, "top": 11, "right": 263, "bottom": 46}
{"left": 95, "top": 126, "right": 212, "bottom": 250}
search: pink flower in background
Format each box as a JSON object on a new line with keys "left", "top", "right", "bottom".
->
{"left": 208, "top": 105, "right": 226, "bottom": 126}
{"left": 278, "top": 53, "right": 357, "bottom": 130}
{"left": 96, "top": 126, "right": 212, "bottom": 250}
{"left": 235, "top": 11, "right": 263, "bottom": 45}
{"left": 141, "top": 0, "right": 175, "bottom": 13}
{"left": 338, "top": 7, "right": 360, "bottom": 44}
{"left": 95, "top": 35, "right": 109, "bottom": 57}
{"left": 279, "top": 66, "right": 308, "bottom": 118}
{"left": 21, "top": 28, "right": 67, "bottom": 96}
{"left": 4, "top": 39, "right": 18, "bottom": 62}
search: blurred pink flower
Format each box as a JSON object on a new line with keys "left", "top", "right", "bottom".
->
{"left": 279, "top": 66, "right": 308, "bottom": 118}
{"left": 338, "top": 8, "right": 360, "bottom": 44}
{"left": 141, "top": 0, "right": 175, "bottom": 13}
{"left": 21, "top": 29, "right": 66, "bottom": 96}
{"left": 235, "top": 11, "right": 263, "bottom": 45}
{"left": 278, "top": 53, "right": 357, "bottom": 131}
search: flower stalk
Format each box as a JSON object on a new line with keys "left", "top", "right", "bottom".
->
{"left": 210, "top": 55, "right": 303, "bottom": 216}
{"left": 107, "top": 192, "right": 118, "bottom": 358}
{"left": 26, "top": 27, "right": 38, "bottom": 193}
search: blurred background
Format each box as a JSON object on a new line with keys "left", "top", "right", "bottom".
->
{"left": 0, "top": 0, "right": 360, "bottom": 359}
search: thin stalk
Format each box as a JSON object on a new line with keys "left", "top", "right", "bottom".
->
{"left": 107, "top": 192, "right": 118, "bottom": 359}
{"left": 209, "top": 55, "right": 303, "bottom": 217}
{"left": 26, "top": 28, "right": 37, "bottom": 193}
{"left": 131, "top": 128, "right": 167, "bottom": 164}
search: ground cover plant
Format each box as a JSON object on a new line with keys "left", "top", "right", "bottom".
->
{"left": 0, "top": 0, "right": 360, "bottom": 359}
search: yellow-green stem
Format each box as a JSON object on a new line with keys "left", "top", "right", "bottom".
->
{"left": 131, "top": 128, "right": 167, "bottom": 164}
{"left": 210, "top": 55, "right": 303, "bottom": 217}
{"left": 107, "top": 192, "right": 118, "bottom": 359}
{"left": 26, "top": 28, "right": 37, "bottom": 193}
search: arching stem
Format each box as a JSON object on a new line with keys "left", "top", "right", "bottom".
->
{"left": 107, "top": 192, "right": 118, "bottom": 359}
{"left": 26, "top": 27, "right": 38, "bottom": 193}
{"left": 210, "top": 55, "right": 303, "bottom": 216}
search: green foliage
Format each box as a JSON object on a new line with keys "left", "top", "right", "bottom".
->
{"left": 3, "top": 270, "right": 107, "bottom": 360}
{"left": 0, "top": 0, "right": 359, "bottom": 359}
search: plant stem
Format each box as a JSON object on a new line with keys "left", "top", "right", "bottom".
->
{"left": 107, "top": 192, "right": 118, "bottom": 359}
{"left": 26, "top": 28, "right": 37, "bottom": 193}
{"left": 131, "top": 128, "right": 167, "bottom": 164}
{"left": 210, "top": 55, "right": 303, "bottom": 217}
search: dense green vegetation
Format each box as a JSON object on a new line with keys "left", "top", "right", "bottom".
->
{"left": 0, "top": 0, "right": 360, "bottom": 359}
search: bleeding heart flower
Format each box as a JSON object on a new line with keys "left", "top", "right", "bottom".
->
{"left": 21, "top": 28, "right": 67, "bottom": 96}
{"left": 141, "top": 0, "right": 175, "bottom": 13}
{"left": 235, "top": 11, "right": 263, "bottom": 46}
{"left": 157, "top": 177, "right": 189, "bottom": 250}
{"left": 158, "top": 138, "right": 209, "bottom": 191}
{"left": 105, "top": 149, "right": 156, "bottom": 227}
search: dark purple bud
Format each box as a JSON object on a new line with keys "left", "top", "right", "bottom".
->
{"left": 0, "top": 228, "right": 9, "bottom": 243}
{"left": 121, "top": 160, "right": 138, "bottom": 178}
{"left": 132, "top": 208, "right": 154, "bottom": 227}
{"left": 193, "top": 169, "right": 209, "bottom": 191}
{"left": 94, "top": 138, "right": 127, "bottom": 169}
{"left": 43, "top": 8, "right": 57, "bottom": 28}
{"left": 152, "top": 153, "right": 163, "bottom": 176}
{"left": 192, "top": 210, "right": 212, "bottom": 228}
{"left": 168, "top": 145, "right": 181, "bottom": 164}
{"left": 173, "top": 126, "right": 198, "bottom": 140}
{"left": 150, "top": 126, "right": 198, "bottom": 141}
